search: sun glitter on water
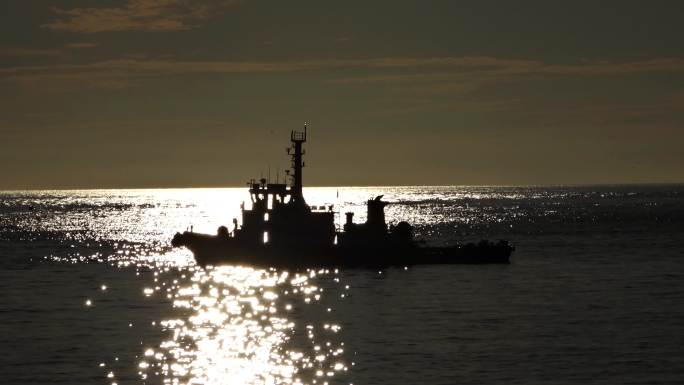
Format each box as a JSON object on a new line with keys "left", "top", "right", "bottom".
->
{"left": 137, "top": 265, "right": 349, "bottom": 385}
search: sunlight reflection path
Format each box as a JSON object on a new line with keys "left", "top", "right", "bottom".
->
{"left": 140, "top": 266, "right": 348, "bottom": 385}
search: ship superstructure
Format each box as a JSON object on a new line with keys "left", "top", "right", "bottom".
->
{"left": 235, "top": 126, "right": 336, "bottom": 251}
{"left": 172, "top": 126, "right": 513, "bottom": 267}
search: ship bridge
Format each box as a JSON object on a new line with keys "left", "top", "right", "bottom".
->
{"left": 236, "top": 124, "right": 336, "bottom": 248}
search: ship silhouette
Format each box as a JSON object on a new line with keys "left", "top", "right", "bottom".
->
{"left": 172, "top": 126, "right": 513, "bottom": 267}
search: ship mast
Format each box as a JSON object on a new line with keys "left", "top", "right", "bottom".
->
{"left": 289, "top": 123, "right": 307, "bottom": 206}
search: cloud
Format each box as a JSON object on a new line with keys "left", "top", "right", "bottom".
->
{"left": 537, "top": 58, "right": 684, "bottom": 76}
{"left": 327, "top": 57, "right": 684, "bottom": 82}
{"left": 1, "top": 56, "right": 683, "bottom": 91}
{"left": 0, "top": 48, "right": 61, "bottom": 56}
{"left": 44, "top": 0, "right": 241, "bottom": 33}
{"left": 0, "top": 43, "right": 98, "bottom": 59}
{"left": 64, "top": 42, "right": 99, "bottom": 49}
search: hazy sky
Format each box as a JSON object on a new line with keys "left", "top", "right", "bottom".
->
{"left": 1, "top": 0, "right": 683, "bottom": 189}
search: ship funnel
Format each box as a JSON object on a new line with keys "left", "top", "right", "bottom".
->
{"left": 367, "top": 195, "right": 387, "bottom": 231}
{"left": 345, "top": 212, "right": 354, "bottom": 225}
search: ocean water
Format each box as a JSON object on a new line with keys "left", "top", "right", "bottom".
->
{"left": 1, "top": 185, "right": 683, "bottom": 385}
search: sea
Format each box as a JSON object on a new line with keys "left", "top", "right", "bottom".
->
{"left": 1, "top": 185, "right": 683, "bottom": 385}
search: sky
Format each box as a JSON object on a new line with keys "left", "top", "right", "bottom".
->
{"left": 1, "top": 0, "right": 683, "bottom": 189}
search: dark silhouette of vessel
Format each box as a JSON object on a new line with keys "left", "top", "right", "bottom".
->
{"left": 171, "top": 126, "right": 513, "bottom": 267}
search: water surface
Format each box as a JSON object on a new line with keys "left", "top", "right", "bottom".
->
{"left": 1, "top": 185, "right": 683, "bottom": 384}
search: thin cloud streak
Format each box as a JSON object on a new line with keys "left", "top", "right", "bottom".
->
{"left": 44, "top": 0, "right": 241, "bottom": 33}
{"left": 0, "top": 44, "right": 98, "bottom": 58}
{"left": 2, "top": 56, "right": 683, "bottom": 90}
{"left": 0, "top": 48, "right": 62, "bottom": 57}
{"left": 64, "top": 42, "right": 99, "bottom": 49}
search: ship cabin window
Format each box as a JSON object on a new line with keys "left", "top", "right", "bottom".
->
{"left": 263, "top": 231, "right": 269, "bottom": 244}
{"left": 267, "top": 195, "right": 273, "bottom": 210}
{"left": 264, "top": 213, "right": 269, "bottom": 221}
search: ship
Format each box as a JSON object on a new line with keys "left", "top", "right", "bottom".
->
{"left": 171, "top": 126, "right": 513, "bottom": 267}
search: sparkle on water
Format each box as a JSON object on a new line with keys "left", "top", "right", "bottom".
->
{"left": 3, "top": 185, "right": 683, "bottom": 385}
{"left": 10, "top": 186, "right": 533, "bottom": 384}
{"left": 133, "top": 265, "right": 349, "bottom": 385}
{"left": 12, "top": 186, "right": 630, "bottom": 385}
{"left": 8, "top": 185, "right": 618, "bottom": 385}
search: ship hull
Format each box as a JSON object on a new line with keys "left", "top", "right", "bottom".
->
{"left": 172, "top": 232, "right": 512, "bottom": 268}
